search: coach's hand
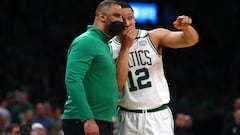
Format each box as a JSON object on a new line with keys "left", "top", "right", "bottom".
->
{"left": 84, "top": 119, "right": 100, "bottom": 135}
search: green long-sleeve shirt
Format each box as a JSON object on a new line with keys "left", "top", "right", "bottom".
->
{"left": 62, "top": 25, "right": 118, "bottom": 122}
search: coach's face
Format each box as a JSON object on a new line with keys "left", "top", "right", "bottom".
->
{"left": 104, "top": 3, "right": 124, "bottom": 36}
{"left": 106, "top": 3, "right": 123, "bottom": 23}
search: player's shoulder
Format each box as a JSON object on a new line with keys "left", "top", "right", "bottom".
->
{"left": 136, "top": 29, "right": 149, "bottom": 38}
{"left": 109, "top": 36, "right": 121, "bottom": 46}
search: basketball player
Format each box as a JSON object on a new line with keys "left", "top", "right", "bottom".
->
{"left": 109, "top": 2, "right": 199, "bottom": 135}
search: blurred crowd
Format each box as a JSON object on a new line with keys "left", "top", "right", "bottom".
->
{"left": 0, "top": 90, "right": 63, "bottom": 135}
{"left": 1, "top": 90, "right": 240, "bottom": 135}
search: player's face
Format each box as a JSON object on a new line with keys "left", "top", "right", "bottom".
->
{"left": 122, "top": 8, "right": 135, "bottom": 28}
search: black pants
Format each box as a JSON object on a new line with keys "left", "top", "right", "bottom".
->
{"left": 62, "top": 119, "right": 113, "bottom": 135}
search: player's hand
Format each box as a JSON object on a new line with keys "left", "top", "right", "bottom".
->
{"left": 173, "top": 15, "right": 192, "bottom": 30}
{"left": 84, "top": 119, "right": 99, "bottom": 135}
{"left": 120, "top": 26, "right": 135, "bottom": 49}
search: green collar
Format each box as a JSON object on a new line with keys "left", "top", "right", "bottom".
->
{"left": 87, "top": 25, "right": 111, "bottom": 43}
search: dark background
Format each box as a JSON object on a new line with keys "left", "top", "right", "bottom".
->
{"left": 0, "top": 0, "right": 239, "bottom": 134}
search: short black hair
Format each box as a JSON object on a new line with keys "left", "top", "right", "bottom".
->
{"left": 118, "top": 1, "right": 134, "bottom": 12}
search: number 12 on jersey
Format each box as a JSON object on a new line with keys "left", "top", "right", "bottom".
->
{"left": 128, "top": 67, "right": 152, "bottom": 91}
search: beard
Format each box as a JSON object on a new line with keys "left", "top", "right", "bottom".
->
{"left": 106, "top": 19, "right": 124, "bottom": 37}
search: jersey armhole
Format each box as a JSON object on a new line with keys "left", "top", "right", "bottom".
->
{"left": 146, "top": 35, "right": 162, "bottom": 57}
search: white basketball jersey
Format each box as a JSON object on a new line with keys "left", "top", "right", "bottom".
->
{"left": 109, "top": 29, "right": 170, "bottom": 110}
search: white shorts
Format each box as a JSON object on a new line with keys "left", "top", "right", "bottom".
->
{"left": 117, "top": 107, "right": 174, "bottom": 135}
